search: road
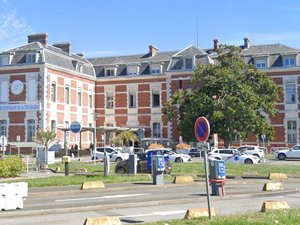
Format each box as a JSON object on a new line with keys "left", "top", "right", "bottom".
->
{"left": 0, "top": 177, "right": 299, "bottom": 225}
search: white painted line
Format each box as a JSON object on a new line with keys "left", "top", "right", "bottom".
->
{"left": 55, "top": 193, "right": 150, "bottom": 202}
{"left": 124, "top": 210, "right": 186, "bottom": 218}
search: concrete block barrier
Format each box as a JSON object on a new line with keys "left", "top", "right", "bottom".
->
{"left": 173, "top": 175, "right": 194, "bottom": 184}
{"left": 83, "top": 216, "right": 121, "bottom": 225}
{"left": 261, "top": 200, "right": 290, "bottom": 212}
{"left": 184, "top": 207, "right": 216, "bottom": 219}
{"left": 81, "top": 181, "right": 105, "bottom": 190}
{"left": 268, "top": 173, "right": 288, "bottom": 180}
{"left": 263, "top": 182, "right": 283, "bottom": 191}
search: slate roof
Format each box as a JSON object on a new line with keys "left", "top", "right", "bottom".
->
{"left": 0, "top": 42, "right": 95, "bottom": 77}
{"left": 241, "top": 44, "right": 300, "bottom": 55}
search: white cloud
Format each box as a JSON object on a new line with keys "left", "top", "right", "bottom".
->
{"left": 0, "top": 2, "right": 32, "bottom": 51}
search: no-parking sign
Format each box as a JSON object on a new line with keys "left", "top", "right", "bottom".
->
{"left": 194, "top": 117, "right": 210, "bottom": 142}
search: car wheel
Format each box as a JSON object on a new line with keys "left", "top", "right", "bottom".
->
{"left": 244, "top": 159, "right": 253, "bottom": 164}
{"left": 115, "top": 157, "right": 122, "bottom": 162}
{"left": 278, "top": 153, "right": 286, "bottom": 160}
{"left": 175, "top": 158, "right": 183, "bottom": 163}
{"left": 115, "top": 167, "right": 126, "bottom": 174}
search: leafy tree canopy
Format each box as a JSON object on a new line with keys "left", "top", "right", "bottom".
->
{"left": 166, "top": 45, "right": 282, "bottom": 147}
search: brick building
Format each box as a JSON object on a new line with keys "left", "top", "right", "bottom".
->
{"left": 0, "top": 33, "right": 299, "bottom": 153}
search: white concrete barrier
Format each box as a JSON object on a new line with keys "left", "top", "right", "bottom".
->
{"left": 0, "top": 182, "right": 28, "bottom": 210}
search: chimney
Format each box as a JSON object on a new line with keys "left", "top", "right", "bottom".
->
{"left": 148, "top": 45, "right": 158, "bottom": 57}
{"left": 28, "top": 33, "right": 48, "bottom": 46}
{"left": 213, "top": 39, "right": 220, "bottom": 51}
{"left": 244, "top": 37, "right": 250, "bottom": 49}
{"left": 53, "top": 42, "right": 72, "bottom": 55}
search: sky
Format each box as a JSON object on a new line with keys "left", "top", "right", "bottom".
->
{"left": 1, "top": 0, "right": 300, "bottom": 58}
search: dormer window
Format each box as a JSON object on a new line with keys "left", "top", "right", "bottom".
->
{"left": 282, "top": 55, "right": 297, "bottom": 67}
{"left": 76, "top": 64, "right": 83, "bottom": 73}
{"left": 0, "top": 54, "right": 13, "bottom": 66}
{"left": 150, "top": 64, "right": 162, "bottom": 74}
{"left": 26, "top": 53, "right": 37, "bottom": 63}
{"left": 284, "top": 57, "right": 296, "bottom": 66}
{"left": 255, "top": 59, "right": 267, "bottom": 68}
{"left": 127, "top": 65, "right": 139, "bottom": 75}
{"left": 105, "top": 68, "right": 116, "bottom": 76}
{"left": 184, "top": 58, "right": 193, "bottom": 69}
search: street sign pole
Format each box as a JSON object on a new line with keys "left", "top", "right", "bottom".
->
{"left": 194, "top": 117, "right": 212, "bottom": 220}
{"left": 203, "top": 143, "right": 212, "bottom": 220}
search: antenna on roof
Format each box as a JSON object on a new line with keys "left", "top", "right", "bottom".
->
{"left": 196, "top": 17, "right": 199, "bottom": 47}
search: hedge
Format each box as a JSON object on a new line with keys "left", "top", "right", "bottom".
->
{"left": 0, "top": 157, "right": 25, "bottom": 178}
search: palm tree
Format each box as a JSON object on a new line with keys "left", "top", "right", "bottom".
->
{"left": 34, "top": 129, "right": 57, "bottom": 164}
{"left": 117, "top": 131, "right": 138, "bottom": 146}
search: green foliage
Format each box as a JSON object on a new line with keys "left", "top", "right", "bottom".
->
{"left": 0, "top": 157, "right": 25, "bottom": 177}
{"left": 166, "top": 45, "right": 282, "bottom": 147}
{"left": 116, "top": 130, "right": 138, "bottom": 146}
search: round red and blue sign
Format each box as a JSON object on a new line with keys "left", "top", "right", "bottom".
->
{"left": 194, "top": 117, "right": 210, "bottom": 142}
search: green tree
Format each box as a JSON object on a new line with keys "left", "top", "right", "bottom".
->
{"left": 166, "top": 45, "right": 282, "bottom": 147}
{"left": 35, "top": 129, "right": 57, "bottom": 164}
{"left": 116, "top": 131, "right": 138, "bottom": 146}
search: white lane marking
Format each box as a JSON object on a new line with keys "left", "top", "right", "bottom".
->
{"left": 124, "top": 210, "right": 186, "bottom": 218}
{"left": 55, "top": 193, "right": 150, "bottom": 202}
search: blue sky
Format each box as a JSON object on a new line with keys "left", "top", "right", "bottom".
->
{"left": 1, "top": 0, "right": 300, "bottom": 57}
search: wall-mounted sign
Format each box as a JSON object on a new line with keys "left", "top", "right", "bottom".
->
{"left": 0, "top": 103, "right": 41, "bottom": 111}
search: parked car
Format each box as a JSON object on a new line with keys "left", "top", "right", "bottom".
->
{"left": 236, "top": 145, "right": 265, "bottom": 160}
{"left": 91, "top": 147, "right": 129, "bottom": 162}
{"left": 145, "top": 148, "right": 192, "bottom": 163}
{"left": 115, "top": 153, "right": 172, "bottom": 174}
{"left": 188, "top": 148, "right": 201, "bottom": 157}
{"left": 274, "top": 145, "right": 300, "bottom": 160}
{"left": 208, "top": 148, "right": 261, "bottom": 164}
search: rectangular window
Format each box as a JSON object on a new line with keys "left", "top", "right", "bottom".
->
{"left": 287, "top": 120, "right": 297, "bottom": 143}
{"left": 0, "top": 56, "right": 9, "bottom": 66}
{"left": 76, "top": 64, "right": 83, "bottom": 73}
{"left": 284, "top": 57, "right": 296, "bottom": 66}
{"left": 27, "top": 119, "right": 35, "bottom": 142}
{"left": 51, "top": 120, "right": 56, "bottom": 132}
{"left": 51, "top": 82, "right": 56, "bottom": 102}
{"left": 286, "top": 81, "right": 296, "bottom": 103}
{"left": 28, "top": 79, "right": 36, "bottom": 101}
{"left": 77, "top": 87, "right": 82, "bottom": 106}
{"left": 0, "top": 81, "right": 8, "bottom": 102}
{"left": 105, "top": 69, "right": 115, "bottom": 76}
{"left": 65, "top": 85, "right": 70, "bottom": 104}
{"left": 0, "top": 120, "right": 7, "bottom": 136}
{"left": 89, "top": 90, "right": 93, "bottom": 108}
{"left": 65, "top": 121, "right": 69, "bottom": 128}
{"left": 153, "top": 122, "right": 161, "bottom": 138}
{"left": 128, "top": 66, "right": 139, "bottom": 75}
{"left": 255, "top": 59, "right": 267, "bottom": 68}
{"left": 128, "top": 91, "right": 136, "bottom": 108}
{"left": 26, "top": 54, "right": 36, "bottom": 63}
{"left": 185, "top": 58, "right": 193, "bottom": 69}
{"left": 179, "top": 80, "right": 183, "bottom": 89}
{"left": 152, "top": 91, "right": 160, "bottom": 107}
{"left": 106, "top": 92, "right": 114, "bottom": 108}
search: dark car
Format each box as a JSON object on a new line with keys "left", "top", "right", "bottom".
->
{"left": 189, "top": 148, "right": 202, "bottom": 157}
{"left": 115, "top": 153, "right": 172, "bottom": 174}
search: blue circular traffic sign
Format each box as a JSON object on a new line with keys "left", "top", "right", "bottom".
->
{"left": 70, "top": 121, "right": 81, "bottom": 133}
{"left": 194, "top": 117, "right": 210, "bottom": 142}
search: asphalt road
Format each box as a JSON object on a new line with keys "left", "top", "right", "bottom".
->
{"left": 0, "top": 177, "right": 299, "bottom": 225}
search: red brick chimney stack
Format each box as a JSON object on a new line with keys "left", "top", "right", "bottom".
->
{"left": 28, "top": 33, "right": 48, "bottom": 46}
{"left": 149, "top": 45, "right": 158, "bottom": 57}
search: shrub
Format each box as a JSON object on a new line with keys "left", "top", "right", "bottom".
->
{"left": 0, "top": 157, "right": 25, "bottom": 178}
